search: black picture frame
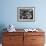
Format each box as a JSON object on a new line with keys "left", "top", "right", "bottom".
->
{"left": 17, "top": 7, "right": 35, "bottom": 22}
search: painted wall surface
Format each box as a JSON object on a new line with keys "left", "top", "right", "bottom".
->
{"left": 0, "top": 0, "right": 46, "bottom": 43}
{"left": 0, "top": 0, "right": 46, "bottom": 29}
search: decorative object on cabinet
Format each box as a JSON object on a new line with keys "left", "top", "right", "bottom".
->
{"left": 2, "top": 29, "right": 45, "bottom": 46}
{"left": 24, "top": 28, "right": 38, "bottom": 32}
{"left": 17, "top": 7, "right": 35, "bottom": 22}
{"left": 7, "top": 24, "right": 16, "bottom": 32}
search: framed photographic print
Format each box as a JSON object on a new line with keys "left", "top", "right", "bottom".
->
{"left": 17, "top": 7, "right": 35, "bottom": 22}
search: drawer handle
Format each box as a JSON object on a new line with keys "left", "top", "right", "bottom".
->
{"left": 9, "top": 38, "right": 12, "bottom": 40}
{"left": 32, "top": 39, "right": 36, "bottom": 40}
{"left": 9, "top": 38, "right": 13, "bottom": 40}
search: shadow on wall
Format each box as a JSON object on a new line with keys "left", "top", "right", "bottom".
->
{"left": 0, "top": 24, "right": 7, "bottom": 43}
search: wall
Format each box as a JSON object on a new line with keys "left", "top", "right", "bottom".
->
{"left": 0, "top": 0, "right": 46, "bottom": 29}
{"left": 0, "top": 0, "right": 46, "bottom": 43}
{"left": 0, "top": 0, "right": 46, "bottom": 28}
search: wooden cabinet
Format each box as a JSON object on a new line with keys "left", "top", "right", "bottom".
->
{"left": 2, "top": 32, "right": 45, "bottom": 46}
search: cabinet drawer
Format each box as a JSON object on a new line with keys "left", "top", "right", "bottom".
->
{"left": 24, "top": 32, "right": 44, "bottom": 36}
{"left": 24, "top": 35, "right": 45, "bottom": 46}
{"left": 3, "top": 36, "right": 23, "bottom": 44}
{"left": 3, "top": 43, "right": 23, "bottom": 46}
{"left": 3, "top": 32, "right": 23, "bottom": 36}
{"left": 31, "top": 44, "right": 44, "bottom": 46}
{"left": 32, "top": 36, "right": 45, "bottom": 44}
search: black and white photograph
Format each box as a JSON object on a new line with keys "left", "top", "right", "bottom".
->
{"left": 17, "top": 7, "right": 35, "bottom": 22}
